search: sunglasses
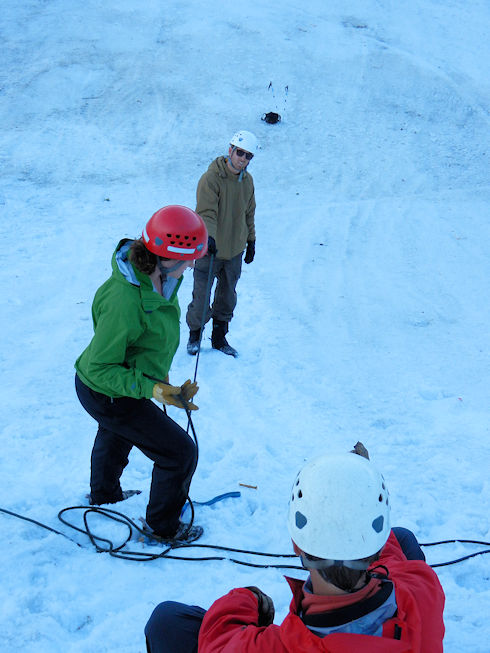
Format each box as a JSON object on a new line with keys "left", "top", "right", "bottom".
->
{"left": 235, "top": 148, "right": 254, "bottom": 160}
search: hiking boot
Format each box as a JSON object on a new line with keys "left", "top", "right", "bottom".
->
{"left": 87, "top": 489, "right": 141, "bottom": 505}
{"left": 211, "top": 320, "right": 238, "bottom": 357}
{"left": 187, "top": 329, "right": 201, "bottom": 355}
{"left": 167, "top": 522, "right": 203, "bottom": 544}
{"left": 139, "top": 519, "right": 203, "bottom": 545}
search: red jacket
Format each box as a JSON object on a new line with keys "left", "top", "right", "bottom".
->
{"left": 198, "top": 532, "right": 445, "bottom": 653}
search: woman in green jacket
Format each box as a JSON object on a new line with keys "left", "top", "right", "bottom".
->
{"left": 75, "top": 205, "right": 207, "bottom": 543}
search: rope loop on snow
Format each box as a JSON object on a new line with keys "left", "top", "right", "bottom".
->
{"left": 1, "top": 506, "right": 490, "bottom": 569}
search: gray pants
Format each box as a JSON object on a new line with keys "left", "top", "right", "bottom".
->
{"left": 186, "top": 253, "right": 243, "bottom": 331}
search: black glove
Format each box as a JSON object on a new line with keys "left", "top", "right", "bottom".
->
{"left": 245, "top": 586, "right": 275, "bottom": 626}
{"left": 207, "top": 236, "right": 217, "bottom": 256}
{"left": 244, "top": 240, "right": 255, "bottom": 264}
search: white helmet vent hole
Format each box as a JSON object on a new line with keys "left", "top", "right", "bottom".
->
{"left": 372, "top": 515, "right": 384, "bottom": 533}
{"left": 295, "top": 511, "right": 307, "bottom": 529}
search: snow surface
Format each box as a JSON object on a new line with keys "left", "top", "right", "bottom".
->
{"left": 1, "top": 1, "right": 489, "bottom": 651}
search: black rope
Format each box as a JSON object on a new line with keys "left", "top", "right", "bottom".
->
{"left": 180, "top": 253, "right": 217, "bottom": 539}
{"left": 2, "top": 504, "right": 489, "bottom": 569}
{"left": 56, "top": 505, "right": 302, "bottom": 566}
{"left": 147, "top": 385, "right": 199, "bottom": 539}
{"left": 191, "top": 252, "right": 216, "bottom": 385}
{"left": 419, "top": 539, "right": 490, "bottom": 568}
{"left": 0, "top": 506, "right": 81, "bottom": 547}
{"left": 178, "top": 402, "right": 197, "bottom": 539}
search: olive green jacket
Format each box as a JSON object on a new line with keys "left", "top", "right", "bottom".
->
{"left": 75, "top": 239, "right": 181, "bottom": 399}
{"left": 196, "top": 156, "right": 256, "bottom": 260}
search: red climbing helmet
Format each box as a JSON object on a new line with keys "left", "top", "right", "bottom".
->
{"left": 142, "top": 205, "right": 208, "bottom": 260}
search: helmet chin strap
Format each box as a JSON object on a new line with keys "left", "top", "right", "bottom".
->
{"left": 156, "top": 259, "right": 182, "bottom": 300}
{"left": 157, "top": 259, "right": 184, "bottom": 277}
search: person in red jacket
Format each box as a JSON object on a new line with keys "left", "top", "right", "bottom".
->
{"left": 145, "top": 444, "right": 445, "bottom": 652}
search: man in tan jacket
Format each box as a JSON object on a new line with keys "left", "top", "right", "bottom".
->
{"left": 186, "top": 130, "right": 257, "bottom": 357}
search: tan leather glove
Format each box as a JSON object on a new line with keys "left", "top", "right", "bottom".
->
{"left": 180, "top": 379, "right": 199, "bottom": 405}
{"left": 152, "top": 379, "right": 199, "bottom": 411}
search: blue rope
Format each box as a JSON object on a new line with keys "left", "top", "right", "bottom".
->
{"left": 181, "top": 491, "right": 241, "bottom": 517}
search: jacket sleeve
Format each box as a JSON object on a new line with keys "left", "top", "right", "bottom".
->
{"left": 198, "top": 588, "right": 282, "bottom": 653}
{"left": 379, "top": 532, "right": 445, "bottom": 653}
{"left": 196, "top": 172, "right": 220, "bottom": 241}
{"left": 79, "top": 299, "right": 155, "bottom": 399}
{"left": 246, "top": 183, "right": 256, "bottom": 242}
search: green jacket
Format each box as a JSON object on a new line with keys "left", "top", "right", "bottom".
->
{"left": 196, "top": 156, "right": 256, "bottom": 260}
{"left": 75, "top": 239, "right": 182, "bottom": 399}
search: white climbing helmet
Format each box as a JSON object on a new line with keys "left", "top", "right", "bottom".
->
{"left": 287, "top": 453, "right": 391, "bottom": 561}
{"left": 230, "top": 130, "right": 258, "bottom": 155}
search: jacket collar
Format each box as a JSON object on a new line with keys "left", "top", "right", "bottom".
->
{"left": 111, "top": 239, "right": 182, "bottom": 308}
{"left": 214, "top": 155, "right": 248, "bottom": 181}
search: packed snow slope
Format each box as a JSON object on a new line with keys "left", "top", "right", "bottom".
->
{"left": 1, "top": 1, "right": 489, "bottom": 651}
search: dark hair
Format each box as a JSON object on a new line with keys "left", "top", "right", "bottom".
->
{"left": 129, "top": 239, "right": 158, "bottom": 275}
{"left": 305, "top": 552, "right": 380, "bottom": 593}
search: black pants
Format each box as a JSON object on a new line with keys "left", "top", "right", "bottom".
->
{"left": 75, "top": 374, "right": 197, "bottom": 536}
{"left": 144, "top": 527, "right": 425, "bottom": 653}
{"left": 145, "top": 602, "right": 205, "bottom": 653}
